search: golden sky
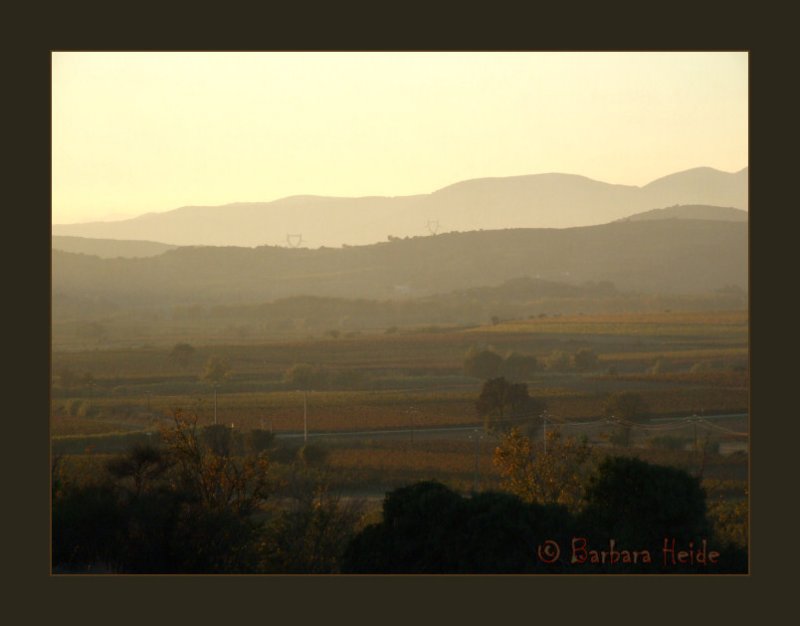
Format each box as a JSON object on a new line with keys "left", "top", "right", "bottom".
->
{"left": 52, "top": 51, "right": 748, "bottom": 224}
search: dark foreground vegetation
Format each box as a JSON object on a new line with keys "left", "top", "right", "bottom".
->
{"left": 53, "top": 411, "right": 363, "bottom": 574}
{"left": 52, "top": 411, "right": 747, "bottom": 574}
{"left": 343, "top": 463, "right": 746, "bottom": 574}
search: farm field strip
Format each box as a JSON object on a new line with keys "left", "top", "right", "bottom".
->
{"left": 600, "top": 347, "right": 748, "bottom": 362}
{"left": 51, "top": 384, "right": 748, "bottom": 436}
{"left": 470, "top": 310, "right": 748, "bottom": 336}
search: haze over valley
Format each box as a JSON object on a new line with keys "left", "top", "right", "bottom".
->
{"left": 52, "top": 164, "right": 748, "bottom": 349}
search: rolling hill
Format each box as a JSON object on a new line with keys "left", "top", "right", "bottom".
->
{"left": 51, "top": 236, "right": 178, "bottom": 258}
{"left": 52, "top": 219, "right": 747, "bottom": 309}
{"left": 51, "top": 166, "right": 748, "bottom": 248}
{"left": 616, "top": 205, "right": 748, "bottom": 223}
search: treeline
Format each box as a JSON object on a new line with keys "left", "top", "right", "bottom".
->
{"left": 53, "top": 279, "right": 746, "bottom": 346}
{"left": 463, "top": 345, "right": 603, "bottom": 380}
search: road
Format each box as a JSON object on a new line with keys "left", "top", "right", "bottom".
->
{"left": 274, "top": 412, "right": 748, "bottom": 442}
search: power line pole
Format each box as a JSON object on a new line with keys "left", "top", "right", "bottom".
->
{"left": 213, "top": 387, "right": 217, "bottom": 425}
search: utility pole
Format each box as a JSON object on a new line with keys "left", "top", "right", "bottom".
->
{"left": 213, "top": 387, "right": 217, "bottom": 425}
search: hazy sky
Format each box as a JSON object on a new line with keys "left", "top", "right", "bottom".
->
{"left": 52, "top": 51, "right": 748, "bottom": 224}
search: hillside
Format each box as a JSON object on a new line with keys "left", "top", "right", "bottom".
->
{"left": 617, "top": 205, "right": 748, "bottom": 223}
{"left": 52, "top": 220, "right": 747, "bottom": 309}
{"left": 51, "top": 167, "right": 748, "bottom": 248}
{"left": 51, "top": 236, "right": 178, "bottom": 258}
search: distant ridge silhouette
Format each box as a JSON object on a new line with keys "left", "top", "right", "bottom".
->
{"left": 52, "top": 166, "right": 748, "bottom": 248}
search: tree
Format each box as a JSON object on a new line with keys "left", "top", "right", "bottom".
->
{"left": 201, "top": 356, "right": 232, "bottom": 386}
{"left": 502, "top": 352, "right": 539, "bottom": 380}
{"left": 160, "top": 409, "right": 270, "bottom": 517}
{"left": 476, "top": 377, "right": 542, "bottom": 431}
{"left": 53, "top": 409, "right": 278, "bottom": 574}
{"left": 579, "top": 456, "right": 710, "bottom": 550}
{"left": 106, "top": 443, "right": 171, "bottom": 498}
{"left": 169, "top": 343, "right": 196, "bottom": 369}
{"left": 544, "top": 350, "right": 571, "bottom": 372}
{"left": 341, "top": 481, "right": 574, "bottom": 574}
{"left": 572, "top": 348, "right": 599, "bottom": 371}
{"left": 245, "top": 429, "right": 276, "bottom": 456}
{"left": 283, "top": 363, "right": 327, "bottom": 390}
{"left": 603, "top": 391, "right": 649, "bottom": 447}
{"left": 262, "top": 480, "right": 364, "bottom": 574}
{"left": 493, "top": 427, "right": 593, "bottom": 508}
{"left": 603, "top": 391, "right": 649, "bottom": 421}
{"left": 463, "top": 347, "right": 503, "bottom": 379}
{"left": 201, "top": 356, "right": 232, "bottom": 425}
{"left": 201, "top": 424, "right": 236, "bottom": 457}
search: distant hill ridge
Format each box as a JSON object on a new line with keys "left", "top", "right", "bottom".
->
{"left": 616, "top": 205, "right": 748, "bottom": 223}
{"left": 52, "top": 166, "right": 748, "bottom": 248}
{"left": 52, "top": 219, "right": 747, "bottom": 306}
{"left": 51, "top": 236, "right": 178, "bottom": 258}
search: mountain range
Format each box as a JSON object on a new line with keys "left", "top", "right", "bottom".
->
{"left": 52, "top": 166, "right": 748, "bottom": 248}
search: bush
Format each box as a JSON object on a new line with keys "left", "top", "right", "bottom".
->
{"left": 544, "top": 350, "right": 571, "bottom": 372}
{"left": 463, "top": 347, "right": 503, "bottom": 379}
{"left": 283, "top": 363, "right": 328, "bottom": 390}
{"left": 246, "top": 429, "right": 275, "bottom": 455}
{"left": 572, "top": 348, "right": 599, "bottom": 372}
{"left": 579, "top": 457, "right": 710, "bottom": 550}
{"left": 502, "top": 352, "right": 539, "bottom": 380}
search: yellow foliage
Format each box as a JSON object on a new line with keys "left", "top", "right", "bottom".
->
{"left": 493, "top": 427, "right": 594, "bottom": 509}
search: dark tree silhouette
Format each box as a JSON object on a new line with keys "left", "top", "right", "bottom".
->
{"left": 579, "top": 456, "right": 710, "bottom": 550}
{"left": 476, "top": 377, "right": 543, "bottom": 430}
{"left": 464, "top": 348, "right": 503, "bottom": 379}
{"left": 502, "top": 352, "right": 539, "bottom": 380}
{"left": 169, "top": 342, "right": 196, "bottom": 368}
